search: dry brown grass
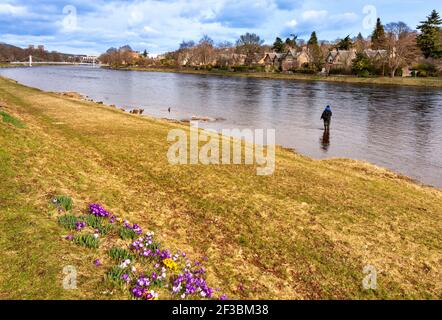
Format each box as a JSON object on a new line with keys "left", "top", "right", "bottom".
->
{"left": 0, "top": 76, "right": 441, "bottom": 299}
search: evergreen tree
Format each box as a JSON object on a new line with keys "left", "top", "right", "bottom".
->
{"left": 371, "top": 18, "right": 388, "bottom": 50}
{"left": 417, "top": 9, "right": 442, "bottom": 58}
{"left": 307, "top": 32, "right": 323, "bottom": 70}
{"left": 355, "top": 33, "right": 365, "bottom": 52}
{"left": 272, "top": 37, "right": 285, "bottom": 53}
{"left": 285, "top": 34, "right": 298, "bottom": 49}
{"left": 142, "top": 50, "right": 148, "bottom": 58}
{"left": 352, "top": 52, "right": 373, "bottom": 76}
{"left": 336, "top": 35, "right": 353, "bottom": 50}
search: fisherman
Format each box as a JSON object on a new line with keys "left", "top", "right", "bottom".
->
{"left": 168, "top": 107, "right": 171, "bottom": 114}
{"left": 321, "top": 105, "right": 332, "bottom": 131}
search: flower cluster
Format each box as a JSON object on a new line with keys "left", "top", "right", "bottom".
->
{"left": 123, "top": 220, "right": 143, "bottom": 235}
{"left": 172, "top": 270, "right": 214, "bottom": 299}
{"left": 163, "top": 258, "right": 179, "bottom": 273}
{"left": 88, "top": 204, "right": 112, "bottom": 217}
{"left": 75, "top": 221, "right": 86, "bottom": 231}
{"left": 62, "top": 202, "right": 227, "bottom": 301}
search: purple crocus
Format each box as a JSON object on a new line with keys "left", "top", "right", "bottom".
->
{"left": 75, "top": 221, "right": 86, "bottom": 231}
{"left": 121, "top": 274, "right": 130, "bottom": 282}
{"left": 88, "top": 204, "right": 111, "bottom": 217}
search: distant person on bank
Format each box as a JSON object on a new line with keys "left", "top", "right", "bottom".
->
{"left": 321, "top": 105, "right": 332, "bottom": 131}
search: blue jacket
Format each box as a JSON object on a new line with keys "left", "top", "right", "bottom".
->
{"left": 321, "top": 106, "right": 332, "bottom": 121}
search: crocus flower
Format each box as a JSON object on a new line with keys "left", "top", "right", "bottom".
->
{"left": 94, "top": 259, "right": 102, "bottom": 266}
{"left": 75, "top": 221, "right": 86, "bottom": 231}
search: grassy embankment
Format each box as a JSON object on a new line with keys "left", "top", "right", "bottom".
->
{"left": 110, "top": 66, "right": 442, "bottom": 88}
{"left": 0, "top": 76, "right": 441, "bottom": 299}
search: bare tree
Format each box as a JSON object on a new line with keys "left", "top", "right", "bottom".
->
{"left": 385, "top": 22, "right": 418, "bottom": 77}
{"left": 236, "top": 33, "right": 264, "bottom": 66}
{"left": 195, "top": 35, "right": 215, "bottom": 65}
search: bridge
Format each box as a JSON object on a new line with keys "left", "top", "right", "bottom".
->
{"left": 11, "top": 61, "right": 104, "bottom": 66}
{"left": 11, "top": 55, "right": 106, "bottom": 67}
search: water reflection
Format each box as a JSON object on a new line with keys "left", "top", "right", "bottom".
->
{"left": 320, "top": 129, "right": 331, "bottom": 152}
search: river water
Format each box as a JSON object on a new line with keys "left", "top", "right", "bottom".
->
{"left": 1, "top": 66, "right": 441, "bottom": 187}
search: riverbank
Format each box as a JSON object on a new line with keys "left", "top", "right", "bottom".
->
{"left": 1, "top": 76, "right": 441, "bottom": 299}
{"left": 108, "top": 66, "right": 442, "bottom": 88}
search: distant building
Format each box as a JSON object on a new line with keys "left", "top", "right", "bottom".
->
{"left": 81, "top": 55, "right": 99, "bottom": 64}
{"left": 262, "top": 47, "right": 312, "bottom": 72}
{"left": 326, "top": 49, "right": 357, "bottom": 71}
{"left": 363, "top": 48, "right": 388, "bottom": 60}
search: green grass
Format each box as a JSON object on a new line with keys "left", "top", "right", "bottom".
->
{"left": 105, "top": 265, "right": 131, "bottom": 287}
{"left": 53, "top": 195, "right": 73, "bottom": 211}
{"left": 73, "top": 234, "right": 100, "bottom": 249}
{"left": 83, "top": 214, "right": 104, "bottom": 229}
{"left": 58, "top": 214, "right": 79, "bottom": 230}
{"left": 0, "top": 76, "right": 441, "bottom": 299}
{"left": 108, "top": 247, "right": 133, "bottom": 262}
{"left": 118, "top": 226, "right": 136, "bottom": 240}
{"left": 0, "top": 110, "right": 25, "bottom": 128}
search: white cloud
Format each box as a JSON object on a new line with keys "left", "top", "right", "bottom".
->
{"left": 301, "top": 10, "right": 328, "bottom": 21}
{"left": 143, "top": 26, "right": 160, "bottom": 34}
{"left": 285, "top": 19, "right": 298, "bottom": 27}
{"left": 0, "top": 3, "right": 28, "bottom": 16}
{"left": 330, "top": 12, "right": 359, "bottom": 23}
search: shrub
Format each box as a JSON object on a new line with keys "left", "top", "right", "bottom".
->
{"left": 232, "top": 65, "right": 249, "bottom": 72}
{"left": 414, "top": 63, "right": 438, "bottom": 77}
{"left": 58, "top": 214, "right": 79, "bottom": 230}
{"left": 293, "top": 67, "right": 316, "bottom": 74}
{"left": 108, "top": 247, "right": 133, "bottom": 262}
{"left": 251, "top": 65, "right": 265, "bottom": 72}
{"left": 73, "top": 234, "right": 99, "bottom": 248}
{"left": 352, "top": 53, "right": 374, "bottom": 77}
{"left": 329, "top": 67, "right": 353, "bottom": 75}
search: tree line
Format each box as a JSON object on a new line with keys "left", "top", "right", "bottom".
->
{"left": 0, "top": 43, "right": 82, "bottom": 63}
{"left": 102, "top": 9, "right": 441, "bottom": 77}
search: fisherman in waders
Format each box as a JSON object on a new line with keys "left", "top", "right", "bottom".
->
{"left": 321, "top": 105, "right": 332, "bottom": 131}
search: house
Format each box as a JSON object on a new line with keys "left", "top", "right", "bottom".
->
{"left": 326, "top": 49, "right": 357, "bottom": 71}
{"left": 262, "top": 47, "right": 312, "bottom": 72}
{"left": 262, "top": 52, "right": 284, "bottom": 70}
{"left": 363, "top": 49, "right": 388, "bottom": 60}
{"left": 216, "top": 53, "right": 247, "bottom": 67}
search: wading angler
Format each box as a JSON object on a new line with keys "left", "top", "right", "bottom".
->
{"left": 167, "top": 122, "right": 276, "bottom": 175}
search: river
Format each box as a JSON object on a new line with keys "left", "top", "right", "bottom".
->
{"left": 1, "top": 65, "right": 441, "bottom": 187}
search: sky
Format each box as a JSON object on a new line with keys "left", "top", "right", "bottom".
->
{"left": 0, "top": 0, "right": 440, "bottom": 55}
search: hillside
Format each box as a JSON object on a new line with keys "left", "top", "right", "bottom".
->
{"left": 0, "top": 76, "right": 441, "bottom": 299}
{"left": 0, "top": 42, "right": 81, "bottom": 63}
